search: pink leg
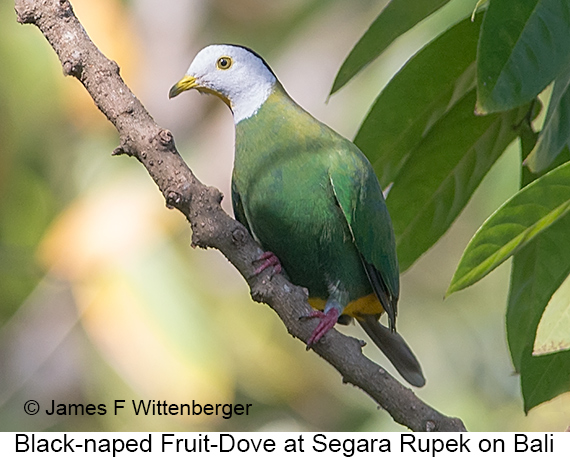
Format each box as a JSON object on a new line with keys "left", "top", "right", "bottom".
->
{"left": 253, "top": 251, "right": 282, "bottom": 276}
{"left": 306, "top": 307, "right": 340, "bottom": 347}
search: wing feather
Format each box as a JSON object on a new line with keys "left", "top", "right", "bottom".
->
{"left": 329, "top": 146, "right": 400, "bottom": 329}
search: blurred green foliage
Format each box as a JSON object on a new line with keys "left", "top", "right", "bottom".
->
{"left": 0, "top": 0, "right": 64, "bottom": 321}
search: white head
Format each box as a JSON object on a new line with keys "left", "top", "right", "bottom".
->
{"left": 169, "top": 44, "right": 277, "bottom": 124}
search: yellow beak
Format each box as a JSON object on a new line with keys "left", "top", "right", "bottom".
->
{"left": 168, "top": 75, "right": 198, "bottom": 99}
{"left": 168, "top": 74, "right": 232, "bottom": 108}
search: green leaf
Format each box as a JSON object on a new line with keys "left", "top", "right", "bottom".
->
{"left": 506, "top": 121, "right": 570, "bottom": 411}
{"left": 387, "top": 91, "right": 528, "bottom": 272}
{"left": 447, "top": 161, "right": 570, "bottom": 295}
{"left": 330, "top": 0, "right": 452, "bottom": 95}
{"left": 521, "top": 348, "right": 570, "bottom": 413}
{"left": 355, "top": 16, "right": 481, "bottom": 188}
{"left": 507, "top": 210, "right": 570, "bottom": 372}
{"left": 477, "top": 0, "right": 570, "bottom": 113}
{"left": 507, "top": 146, "right": 570, "bottom": 373}
{"left": 525, "top": 64, "right": 570, "bottom": 172}
{"left": 534, "top": 273, "right": 570, "bottom": 356}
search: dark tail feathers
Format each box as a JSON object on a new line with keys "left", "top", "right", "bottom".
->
{"left": 358, "top": 315, "right": 425, "bottom": 387}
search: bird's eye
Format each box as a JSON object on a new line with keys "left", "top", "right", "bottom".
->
{"left": 216, "top": 56, "right": 233, "bottom": 70}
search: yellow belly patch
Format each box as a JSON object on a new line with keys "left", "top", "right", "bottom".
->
{"left": 308, "top": 293, "right": 384, "bottom": 318}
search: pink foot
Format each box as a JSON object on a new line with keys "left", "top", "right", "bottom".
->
{"left": 306, "top": 308, "right": 340, "bottom": 347}
{"left": 253, "top": 251, "right": 282, "bottom": 276}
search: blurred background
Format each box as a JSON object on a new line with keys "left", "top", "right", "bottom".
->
{"left": 1, "top": 0, "right": 568, "bottom": 432}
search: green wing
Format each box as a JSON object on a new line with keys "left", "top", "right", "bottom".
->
{"left": 329, "top": 145, "right": 400, "bottom": 328}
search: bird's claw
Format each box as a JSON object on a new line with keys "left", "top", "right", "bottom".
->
{"left": 253, "top": 251, "right": 282, "bottom": 276}
{"left": 304, "top": 308, "right": 340, "bottom": 348}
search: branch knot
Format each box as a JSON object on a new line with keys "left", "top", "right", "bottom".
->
{"left": 158, "top": 129, "right": 174, "bottom": 147}
{"left": 15, "top": 2, "right": 38, "bottom": 24}
{"left": 63, "top": 56, "right": 83, "bottom": 78}
{"left": 231, "top": 226, "right": 248, "bottom": 246}
{"left": 166, "top": 190, "right": 183, "bottom": 209}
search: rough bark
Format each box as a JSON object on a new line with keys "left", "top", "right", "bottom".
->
{"left": 14, "top": 0, "right": 467, "bottom": 432}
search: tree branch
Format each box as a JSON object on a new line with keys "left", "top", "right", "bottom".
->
{"left": 15, "top": 0, "right": 466, "bottom": 432}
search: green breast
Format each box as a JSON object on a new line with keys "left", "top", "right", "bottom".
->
{"left": 233, "top": 88, "right": 372, "bottom": 301}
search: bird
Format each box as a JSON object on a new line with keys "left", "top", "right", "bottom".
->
{"left": 169, "top": 44, "right": 425, "bottom": 387}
